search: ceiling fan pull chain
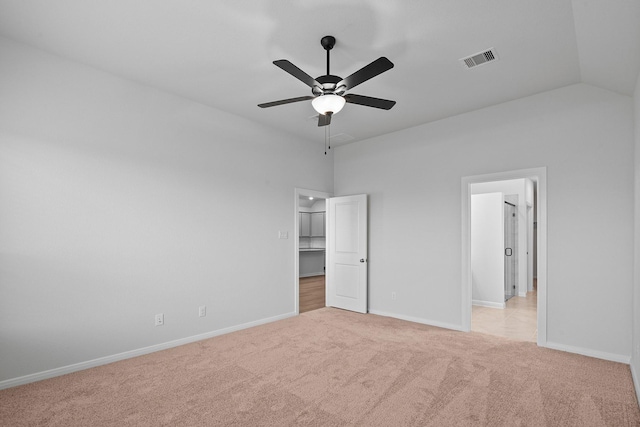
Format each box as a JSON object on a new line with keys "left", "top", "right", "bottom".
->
{"left": 324, "top": 125, "right": 328, "bottom": 155}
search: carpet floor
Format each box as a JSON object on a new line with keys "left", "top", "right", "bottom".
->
{"left": 1, "top": 308, "right": 639, "bottom": 426}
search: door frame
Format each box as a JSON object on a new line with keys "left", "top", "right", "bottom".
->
{"left": 294, "top": 188, "right": 332, "bottom": 314}
{"left": 461, "top": 167, "right": 547, "bottom": 346}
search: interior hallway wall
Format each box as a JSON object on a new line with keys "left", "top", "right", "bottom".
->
{"left": 334, "top": 83, "right": 634, "bottom": 361}
{"left": 0, "top": 37, "right": 333, "bottom": 384}
{"left": 471, "top": 178, "right": 531, "bottom": 296}
{"left": 470, "top": 193, "right": 505, "bottom": 308}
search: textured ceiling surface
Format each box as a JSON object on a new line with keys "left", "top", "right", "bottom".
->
{"left": 1, "top": 0, "right": 638, "bottom": 145}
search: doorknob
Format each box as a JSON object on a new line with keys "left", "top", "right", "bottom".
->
{"left": 360, "top": 259, "right": 366, "bottom": 263}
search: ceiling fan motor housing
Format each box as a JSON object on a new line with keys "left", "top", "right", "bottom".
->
{"left": 313, "top": 75, "right": 345, "bottom": 96}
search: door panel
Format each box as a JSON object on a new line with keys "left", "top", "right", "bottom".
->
{"left": 310, "top": 212, "right": 325, "bottom": 237}
{"left": 335, "top": 264, "right": 360, "bottom": 298}
{"left": 504, "top": 202, "right": 517, "bottom": 301}
{"left": 335, "top": 202, "right": 359, "bottom": 252}
{"left": 300, "top": 212, "right": 311, "bottom": 237}
{"left": 327, "top": 194, "right": 368, "bottom": 313}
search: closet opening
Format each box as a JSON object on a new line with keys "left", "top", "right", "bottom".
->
{"left": 294, "top": 188, "right": 331, "bottom": 314}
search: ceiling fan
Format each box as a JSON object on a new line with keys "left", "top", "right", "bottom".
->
{"left": 258, "top": 35, "right": 396, "bottom": 127}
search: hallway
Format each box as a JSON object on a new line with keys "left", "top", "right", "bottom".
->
{"left": 472, "top": 288, "right": 537, "bottom": 342}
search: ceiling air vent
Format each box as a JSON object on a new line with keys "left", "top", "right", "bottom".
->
{"left": 460, "top": 48, "right": 498, "bottom": 69}
{"left": 329, "top": 133, "right": 354, "bottom": 144}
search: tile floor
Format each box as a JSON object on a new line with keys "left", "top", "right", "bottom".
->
{"left": 472, "top": 288, "right": 537, "bottom": 342}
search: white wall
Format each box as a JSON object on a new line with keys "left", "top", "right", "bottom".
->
{"left": 311, "top": 199, "right": 326, "bottom": 212}
{"left": 334, "top": 83, "right": 634, "bottom": 360}
{"left": 471, "top": 193, "right": 505, "bottom": 308}
{"left": 471, "top": 178, "right": 531, "bottom": 296}
{"left": 0, "top": 38, "right": 333, "bottom": 384}
{"left": 632, "top": 70, "right": 640, "bottom": 396}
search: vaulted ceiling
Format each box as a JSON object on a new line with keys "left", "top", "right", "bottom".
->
{"left": 1, "top": 0, "right": 638, "bottom": 145}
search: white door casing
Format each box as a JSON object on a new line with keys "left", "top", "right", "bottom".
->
{"left": 326, "top": 194, "right": 368, "bottom": 313}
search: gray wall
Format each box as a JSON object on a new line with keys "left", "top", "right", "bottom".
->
{"left": 1, "top": 34, "right": 638, "bottom": 387}
{"left": 0, "top": 38, "right": 333, "bottom": 383}
{"left": 334, "top": 83, "right": 634, "bottom": 360}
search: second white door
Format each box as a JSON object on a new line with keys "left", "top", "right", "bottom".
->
{"left": 326, "top": 194, "right": 368, "bottom": 313}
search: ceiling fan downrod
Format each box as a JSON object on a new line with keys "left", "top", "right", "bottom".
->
{"left": 321, "top": 35, "right": 336, "bottom": 76}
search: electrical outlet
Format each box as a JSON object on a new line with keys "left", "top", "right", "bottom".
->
{"left": 199, "top": 306, "right": 206, "bottom": 317}
{"left": 391, "top": 292, "right": 397, "bottom": 300}
{"left": 155, "top": 313, "right": 164, "bottom": 326}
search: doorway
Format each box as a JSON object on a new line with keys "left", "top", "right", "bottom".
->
{"left": 295, "top": 188, "right": 331, "bottom": 314}
{"left": 461, "top": 168, "right": 547, "bottom": 346}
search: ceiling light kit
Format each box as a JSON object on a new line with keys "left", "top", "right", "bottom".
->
{"left": 258, "top": 35, "right": 396, "bottom": 135}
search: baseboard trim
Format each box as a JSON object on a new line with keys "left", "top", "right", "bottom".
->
{"left": 472, "top": 299, "right": 505, "bottom": 309}
{"left": 299, "top": 272, "right": 325, "bottom": 278}
{"left": 544, "top": 341, "right": 630, "bottom": 364}
{"left": 369, "top": 309, "right": 464, "bottom": 332}
{"left": 0, "top": 311, "right": 297, "bottom": 391}
{"left": 369, "top": 312, "right": 630, "bottom": 365}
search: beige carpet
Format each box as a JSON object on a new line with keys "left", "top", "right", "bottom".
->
{"left": 1, "top": 308, "right": 639, "bottom": 426}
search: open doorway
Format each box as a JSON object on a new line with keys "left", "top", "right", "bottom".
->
{"left": 294, "top": 188, "right": 332, "bottom": 314}
{"left": 469, "top": 181, "right": 536, "bottom": 341}
{"left": 461, "top": 167, "right": 547, "bottom": 346}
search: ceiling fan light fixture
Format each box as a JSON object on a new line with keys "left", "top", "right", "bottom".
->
{"left": 258, "top": 35, "right": 396, "bottom": 129}
{"left": 312, "top": 94, "right": 345, "bottom": 115}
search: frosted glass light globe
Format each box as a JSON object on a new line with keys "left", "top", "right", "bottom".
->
{"left": 312, "top": 94, "right": 346, "bottom": 115}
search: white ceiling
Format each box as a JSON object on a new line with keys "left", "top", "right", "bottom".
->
{"left": 1, "top": 0, "right": 639, "bottom": 146}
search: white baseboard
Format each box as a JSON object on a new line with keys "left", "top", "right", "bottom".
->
{"left": 369, "top": 309, "right": 464, "bottom": 332}
{"left": 299, "top": 272, "right": 325, "bottom": 278}
{"left": 367, "top": 313, "right": 631, "bottom": 366}
{"left": 544, "top": 341, "right": 630, "bottom": 364}
{"left": 472, "top": 299, "right": 505, "bottom": 309}
{"left": 518, "top": 292, "right": 528, "bottom": 297}
{"left": 0, "top": 312, "right": 297, "bottom": 391}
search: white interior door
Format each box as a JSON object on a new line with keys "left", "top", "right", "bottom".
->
{"left": 326, "top": 194, "right": 368, "bottom": 313}
{"left": 504, "top": 201, "right": 517, "bottom": 301}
